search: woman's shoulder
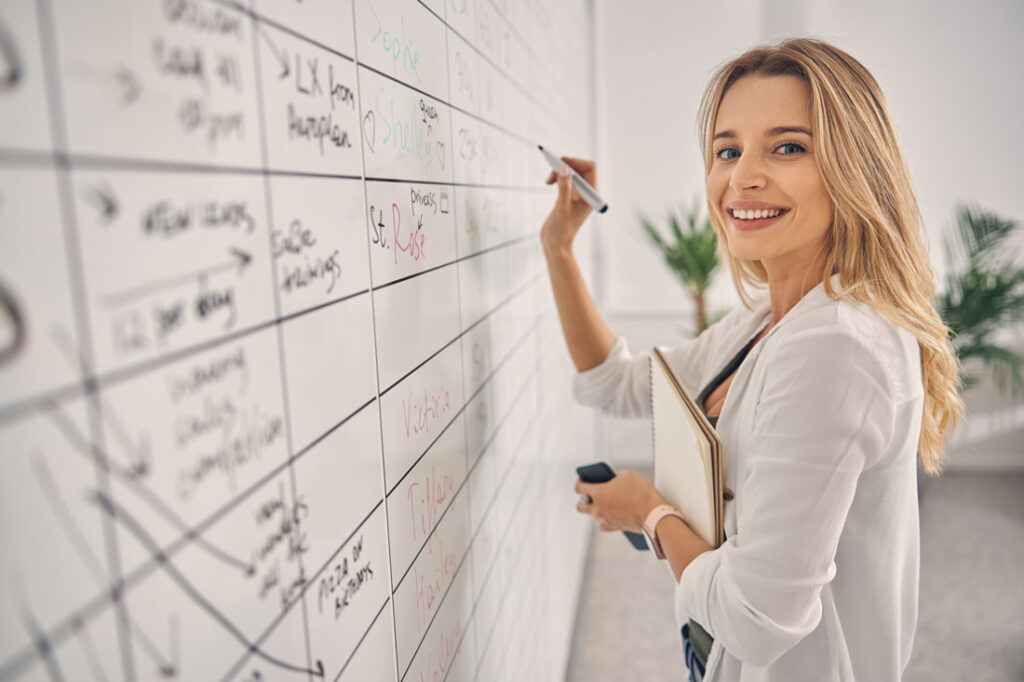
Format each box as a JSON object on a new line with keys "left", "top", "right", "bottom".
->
{"left": 767, "top": 292, "right": 922, "bottom": 403}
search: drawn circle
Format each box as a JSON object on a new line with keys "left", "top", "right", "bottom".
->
{"left": 0, "top": 279, "right": 25, "bottom": 365}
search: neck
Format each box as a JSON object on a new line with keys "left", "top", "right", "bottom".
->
{"left": 763, "top": 261, "right": 827, "bottom": 328}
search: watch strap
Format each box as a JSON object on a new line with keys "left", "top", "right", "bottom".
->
{"left": 642, "top": 504, "right": 685, "bottom": 559}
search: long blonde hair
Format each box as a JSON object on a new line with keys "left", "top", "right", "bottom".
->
{"left": 698, "top": 38, "right": 963, "bottom": 475}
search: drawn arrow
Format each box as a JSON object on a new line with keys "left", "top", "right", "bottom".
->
{"left": 0, "top": 17, "right": 24, "bottom": 91}
{"left": 102, "top": 247, "right": 252, "bottom": 308}
{"left": 31, "top": 456, "right": 180, "bottom": 678}
{"left": 256, "top": 24, "right": 289, "bottom": 79}
{"left": 44, "top": 401, "right": 257, "bottom": 577}
{"left": 92, "top": 490, "right": 324, "bottom": 678}
{"left": 82, "top": 182, "right": 119, "bottom": 225}
{"left": 96, "top": 400, "right": 151, "bottom": 479}
{"left": 50, "top": 326, "right": 152, "bottom": 479}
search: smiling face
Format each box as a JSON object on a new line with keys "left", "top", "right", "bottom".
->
{"left": 706, "top": 74, "right": 833, "bottom": 281}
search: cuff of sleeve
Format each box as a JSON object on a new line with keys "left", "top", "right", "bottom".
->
{"left": 675, "top": 542, "right": 723, "bottom": 629}
{"left": 571, "top": 337, "right": 629, "bottom": 405}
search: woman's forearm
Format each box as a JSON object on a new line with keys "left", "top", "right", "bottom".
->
{"left": 541, "top": 239, "right": 616, "bottom": 372}
{"left": 658, "top": 516, "right": 714, "bottom": 583}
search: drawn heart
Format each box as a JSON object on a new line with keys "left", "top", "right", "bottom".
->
{"left": 437, "top": 141, "right": 446, "bottom": 170}
{"left": 362, "top": 111, "right": 376, "bottom": 152}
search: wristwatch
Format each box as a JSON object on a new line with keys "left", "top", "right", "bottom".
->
{"left": 642, "top": 505, "right": 686, "bottom": 560}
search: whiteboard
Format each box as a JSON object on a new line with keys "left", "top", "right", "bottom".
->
{"left": 0, "top": 0, "right": 597, "bottom": 680}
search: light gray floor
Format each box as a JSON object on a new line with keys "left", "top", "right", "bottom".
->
{"left": 566, "top": 471, "right": 1024, "bottom": 681}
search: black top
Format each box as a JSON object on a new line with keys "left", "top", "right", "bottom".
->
{"left": 686, "top": 328, "right": 764, "bottom": 667}
{"left": 695, "top": 328, "right": 764, "bottom": 427}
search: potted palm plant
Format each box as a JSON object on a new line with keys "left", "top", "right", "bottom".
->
{"left": 639, "top": 198, "right": 723, "bottom": 335}
{"left": 937, "top": 203, "right": 1024, "bottom": 397}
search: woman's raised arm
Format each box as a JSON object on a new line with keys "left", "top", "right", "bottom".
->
{"left": 540, "top": 156, "right": 616, "bottom": 372}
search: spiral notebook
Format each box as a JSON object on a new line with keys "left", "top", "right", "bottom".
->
{"left": 650, "top": 348, "right": 725, "bottom": 548}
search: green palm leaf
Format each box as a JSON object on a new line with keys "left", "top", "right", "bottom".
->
{"left": 638, "top": 198, "right": 723, "bottom": 334}
{"left": 938, "top": 203, "right": 1024, "bottom": 398}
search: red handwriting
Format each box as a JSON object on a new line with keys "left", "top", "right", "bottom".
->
{"left": 406, "top": 464, "right": 455, "bottom": 543}
{"left": 418, "top": 618, "right": 462, "bottom": 682}
{"left": 402, "top": 385, "right": 451, "bottom": 440}
{"left": 392, "top": 202, "right": 426, "bottom": 265}
{"left": 414, "top": 535, "right": 457, "bottom": 632}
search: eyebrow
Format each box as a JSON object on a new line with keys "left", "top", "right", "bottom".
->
{"left": 712, "top": 126, "right": 813, "bottom": 141}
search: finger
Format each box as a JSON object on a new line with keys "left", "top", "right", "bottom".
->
{"left": 557, "top": 166, "right": 587, "bottom": 206}
{"left": 557, "top": 170, "right": 575, "bottom": 212}
{"left": 544, "top": 170, "right": 557, "bottom": 185}
{"left": 576, "top": 500, "right": 593, "bottom": 515}
{"left": 575, "top": 479, "right": 596, "bottom": 499}
{"left": 561, "top": 156, "right": 597, "bottom": 188}
{"left": 598, "top": 521, "right": 615, "bottom": 532}
{"left": 560, "top": 156, "right": 595, "bottom": 173}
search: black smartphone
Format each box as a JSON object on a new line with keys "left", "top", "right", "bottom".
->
{"left": 575, "top": 462, "right": 649, "bottom": 551}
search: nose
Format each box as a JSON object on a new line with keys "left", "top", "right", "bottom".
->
{"left": 729, "top": 150, "right": 767, "bottom": 192}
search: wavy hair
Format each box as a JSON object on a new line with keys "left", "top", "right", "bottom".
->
{"left": 697, "top": 38, "right": 963, "bottom": 475}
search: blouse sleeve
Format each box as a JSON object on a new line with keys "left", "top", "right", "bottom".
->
{"left": 675, "top": 325, "right": 897, "bottom": 667}
{"left": 571, "top": 314, "right": 728, "bottom": 419}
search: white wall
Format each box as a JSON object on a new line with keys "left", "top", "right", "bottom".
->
{"left": 589, "top": 0, "right": 1024, "bottom": 470}
{"left": 592, "top": 0, "right": 761, "bottom": 319}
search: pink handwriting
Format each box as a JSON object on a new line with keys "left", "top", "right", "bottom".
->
{"left": 402, "top": 385, "right": 451, "bottom": 440}
{"left": 392, "top": 202, "right": 426, "bottom": 265}
{"left": 418, "top": 618, "right": 462, "bottom": 682}
{"left": 414, "top": 535, "right": 458, "bottom": 631}
{"left": 406, "top": 464, "right": 455, "bottom": 543}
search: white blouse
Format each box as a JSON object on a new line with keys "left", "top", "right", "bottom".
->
{"left": 573, "top": 274, "right": 924, "bottom": 682}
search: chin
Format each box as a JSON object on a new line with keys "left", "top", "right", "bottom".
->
{"left": 725, "top": 243, "right": 769, "bottom": 263}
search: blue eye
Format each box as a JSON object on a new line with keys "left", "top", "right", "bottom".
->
{"left": 716, "top": 148, "right": 740, "bottom": 160}
{"left": 777, "top": 142, "right": 805, "bottom": 155}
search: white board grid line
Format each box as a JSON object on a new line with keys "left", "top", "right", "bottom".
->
{"left": 458, "top": 460, "right": 546, "bottom": 682}
{"left": 428, "top": 392, "right": 546, "bottom": 682}
{"left": 0, "top": 244, "right": 534, "bottom": 428}
{"left": 243, "top": 0, "right": 331, "bottom": 674}
{"left": 0, "top": 147, "right": 555, "bottom": 189}
{"left": 413, "top": 0, "right": 569, "bottom": 132}
{"left": 390, "top": 316, "right": 541, "bottom": 590}
{"left": 236, "top": 0, "right": 552, "bottom": 161}
{"left": 31, "top": 0, "right": 138, "bottom": 677}
{"left": 347, "top": 0, "right": 405, "bottom": 680}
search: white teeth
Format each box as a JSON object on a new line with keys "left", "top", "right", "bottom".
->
{"left": 732, "top": 208, "right": 783, "bottom": 220}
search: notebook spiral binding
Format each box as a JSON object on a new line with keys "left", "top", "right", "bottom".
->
{"left": 648, "top": 353, "right": 656, "bottom": 469}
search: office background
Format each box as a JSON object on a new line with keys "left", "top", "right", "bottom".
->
{"left": 592, "top": 0, "right": 1024, "bottom": 472}
{"left": 576, "top": 1, "right": 1023, "bottom": 680}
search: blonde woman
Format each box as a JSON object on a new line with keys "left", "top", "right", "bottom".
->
{"left": 541, "top": 39, "right": 963, "bottom": 681}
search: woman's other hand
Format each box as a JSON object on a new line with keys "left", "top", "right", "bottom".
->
{"left": 575, "top": 470, "right": 666, "bottom": 533}
{"left": 541, "top": 157, "right": 597, "bottom": 254}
